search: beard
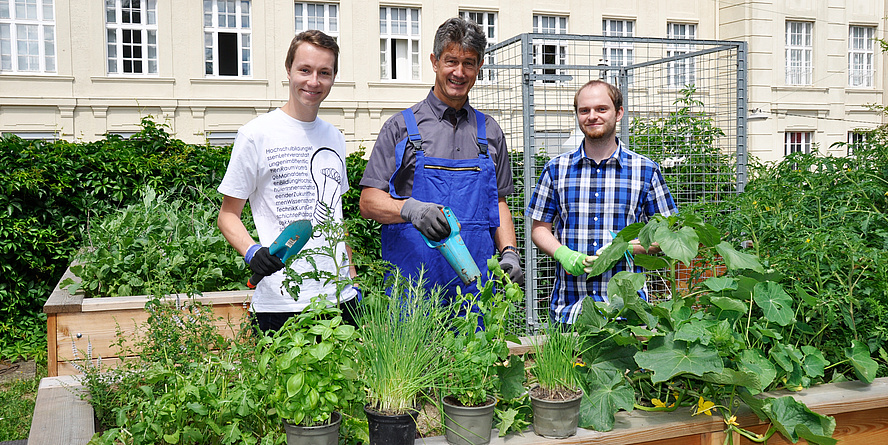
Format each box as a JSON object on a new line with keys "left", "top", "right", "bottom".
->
{"left": 580, "top": 120, "right": 617, "bottom": 141}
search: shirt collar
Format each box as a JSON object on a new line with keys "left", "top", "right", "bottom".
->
{"left": 426, "top": 88, "right": 470, "bottom": 123}
{"left": 571, "top": 138, "right": 627, "bottom": 168}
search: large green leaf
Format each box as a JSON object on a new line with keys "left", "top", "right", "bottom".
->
{"left": 710, "top": 296, "right": 747, "bottom": 313}
{"left": 845, "top": 340, "right": 878, "bottom": 384}
{"left": 581, "top": 336, "right": 638, "bottom": 375}
{"left": 800, "top": 346, "right": 827, "bottom": 379}
{"left": 587, "top": 238, "right": 631, "bottom": 277}
{"left": 655, "top": 226, "right": 699, "bottom": 266}
{"left": 579, "top": 371, "right": 635, "bottom": 431}
{"left": 606, "top": 271, "right": 647, "bottom": 303}
{"left": 634, "top": 334, "right": 723, "bottom": 383}
{"left": 689, "top": 221, "right": 722, "bottom": 248}
{"left": 700, "top": 368, "right": 761, "bottom": 390}
{"left": 674, "top": 320, "right": 713, "bottom": 345}
{"left": 716, "top": 241, "right": 764, "bottom": 273}
{"left": 633, "top": 253, "right": 669, "bottom": 270}
{"left": 737, "top": 349, "right": 777, "bottom": 392}
{"left": 497, "top": 355, "right": 527, "bottom": 400}
{"left": 753, "top": 281, "right": 794, "bottom": 326}
{"left": 703, "top": 276, "right": 738, "bottom": 292}
{"left": 762, "top": 396, "right": 836, "bottom": 443}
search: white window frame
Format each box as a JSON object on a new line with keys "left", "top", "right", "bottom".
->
{"left": 848, "top": 25, "right": 874, "bottom": 88}
{"left": 532, "top": 14, "right": 567, "bottom": 84}
{"left": 204, "top": 0, "right": 252, "bottom": 77}
{"left": 785, "top": 131, "right": 812, "bottom": 156}
{"left": 295, "top": 2, "right": 337, "bottom": 39}
{"left": 602, "top": 19, "right": 634, "bottom": 85}
{"left": 666, "top": 22, "right": 696, "bottom": 87}
{"left": 379, "top": 6, "right": 420, "bottom": 81}
{"left": 0, "top": 0, "right": 56, "bottom": 73}
{"left": 785, "top": 21, "right": 812, "bottom": 85}
{"left": 459, "top": 10, "right": 496, "bottom": 83}
{"left": 105, "top": 0, "right": 157, "bottom": 76}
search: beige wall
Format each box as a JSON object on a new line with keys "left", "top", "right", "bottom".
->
{"left": 1, "top": 0, "right": 885, "bottom": 162}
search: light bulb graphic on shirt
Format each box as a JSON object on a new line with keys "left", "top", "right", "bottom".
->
{"left": 310, "top": 147, "right": 344, "bottom": 226}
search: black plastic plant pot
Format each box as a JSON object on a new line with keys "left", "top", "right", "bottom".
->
{"left": 364, "top": 405, "right": 419, "bottom": 445}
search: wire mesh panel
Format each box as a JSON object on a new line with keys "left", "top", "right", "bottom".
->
{"left": 471, "top": 33, "right": 747, "bottom": 334}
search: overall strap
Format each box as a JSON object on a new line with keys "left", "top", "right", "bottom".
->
{"left": 389, "top": 108, "right": 423, "bottom": 200}
{"left": 401, "top": 108, "right": 423, "bottom": 152}
{"left": 475, "top": 109, "right": 488, "bottom": 157}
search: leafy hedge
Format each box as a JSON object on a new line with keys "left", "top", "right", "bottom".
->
{"left": 0, "top": 118, "right": 231, "bottom": 360}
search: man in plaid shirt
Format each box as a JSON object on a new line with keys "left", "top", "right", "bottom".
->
{"left": 526, "top": 80, "right": 677, "bottom": 324}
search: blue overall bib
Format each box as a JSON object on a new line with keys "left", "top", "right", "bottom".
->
{"left": 381, "top": 108, "right": 500, "bottom": 303}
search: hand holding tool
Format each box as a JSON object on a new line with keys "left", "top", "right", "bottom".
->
{"left": 420, "top": 207, "right": 481, "bottom": 285}
{"left": 246, "top": 220, "right": 313, "bottom": 289}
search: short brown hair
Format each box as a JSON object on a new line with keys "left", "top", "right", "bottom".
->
{"left": 285, "top": 30, "right": 340, "bottom": 74}
{"left": 573, "top": 80, "right": 622, "bottom": 112}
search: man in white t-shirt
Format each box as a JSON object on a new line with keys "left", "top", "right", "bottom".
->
{"left": 217, "top": 30, "right": 357, "bottom": 332}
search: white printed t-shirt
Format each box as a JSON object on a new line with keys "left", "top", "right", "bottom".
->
{"left": 218, "top": 108, "right": 356, "bottom": 313}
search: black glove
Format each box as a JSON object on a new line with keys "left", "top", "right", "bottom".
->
{"left": 400, "top": 198, "right": 451, "bottom": 242}
{"left": 499, "top": 250, "right": 524, "bottom": 283}
{"left": 249, "top": 246, "right": 285, "bottom": 277}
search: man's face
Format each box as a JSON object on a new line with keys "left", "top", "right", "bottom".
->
{"left": 576, "top": 84, "right": 623, "bottom": 142}
{"left": 431, "top": 43, "right": 481, "bottom": 109}
{"left": 286, "top": 42, "right": 336, "bottom": 120}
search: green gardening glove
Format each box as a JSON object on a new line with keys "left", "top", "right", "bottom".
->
{"left": 553, "top": 246, "right": 597, "bottom": 276}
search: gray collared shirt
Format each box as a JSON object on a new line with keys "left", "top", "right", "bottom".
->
{"left": 360, "top": 89, "right": 514, "bottom": 198}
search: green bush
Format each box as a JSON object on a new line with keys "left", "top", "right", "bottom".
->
{"left": 701, "top": 135, "right": 888, "bottom": 378}
{"left": 0, "top": 118, "right": 232, "bottom": 359}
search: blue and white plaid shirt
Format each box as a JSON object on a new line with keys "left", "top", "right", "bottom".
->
{"left": 526, "top": 139, "right": 677, "bottom": 324}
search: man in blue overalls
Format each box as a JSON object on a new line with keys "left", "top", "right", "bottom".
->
{"left": 359, "top": 17, "right": 523, "bottom": 302}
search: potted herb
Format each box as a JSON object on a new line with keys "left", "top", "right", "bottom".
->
{"left": 257, "top": 295, "right": 360, "bottom": 445}
{"left": 356, "top": 271, "right": 455, "bottom": 445}
{"left": 528, "top": 322, "right": 584, "bottom": 439}
{"left": 440, "top": 261, "right": 526, "bottom": 445}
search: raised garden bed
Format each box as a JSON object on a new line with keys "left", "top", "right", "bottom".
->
{"left": 43, "top": 265, "right": 252, "bottom": 377}
{"left": 30, "top": 375, "right": 888, "bottom": 444}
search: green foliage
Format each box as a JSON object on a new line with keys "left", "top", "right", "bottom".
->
{"left": 442, "top": 259, "right": 525, "bottom": 407}
{"left": 258, "top": 297, "right": 360, "bottom": 426}
{"left": 700, "top": 138, "right": 888, "bottom": 378}
{"left": 530, "top": 323, "right": 582, "bottom": 393}
{"left": 629, "top": 85, "right": 735, "bottom": 204}
{"left": 66, "top": 187, "right": 247, "bottom": 297}
{"left": 0, "top": 364, "right": 45, "bottom": 441}
{"left": 356, "top": 272, "right": 456, "bottom": 414}
{"left": 575, "top": 212, "right": 843, "bottom": 443}
{"left": 342, "top": 146, "right": 382, "bottom": 275}
{"left": 0, "top": 117, "right": 232, "bottom": 360}
{"left": 81, "top": 297, "right": 284, "bottom": 445}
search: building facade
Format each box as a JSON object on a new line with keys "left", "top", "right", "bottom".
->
{"left": 1, "top": 0, "right": 885, "bottom": 162}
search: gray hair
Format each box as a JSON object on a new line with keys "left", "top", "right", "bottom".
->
{"left": 432, "top": 17, "right": 487, "bottom": 63}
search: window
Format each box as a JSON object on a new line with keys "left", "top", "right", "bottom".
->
{"left": 785, "top": 21, "right": 812, "bottom": 85}
{"left": 785, "top": 131, "right": 812, "bottom": 156}
{"left": 105, "top": 0, "right": 157, "bottom": 75}
{"left": 848, "top": 25, "right": 874, "bottom": 88}
{"left": 602, "top": 19, "right": 634, "bottom": 85}
{"left": 846, "top": 131, "right": 871, "bottom": 156}
{"left": 532, "top": 15, "right": 567, "bottom": 83}
{"left": 379, "top": 6, "right": 420, "bottom": 81}
{"left": 0, "top": 0, "right": 56, "bottom": 73}
{"left": 204, "top": 0, "right": 251, "bottom": 77}
{"left": 666, "top": 22, "right": 696, "bottom": 87}
{"left": 295, "top": 2, "right": 337, "bottom": 39}
{"left": 459, "top": 10, "right": 496, "bottom": 83}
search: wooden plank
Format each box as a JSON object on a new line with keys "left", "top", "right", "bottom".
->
{"left": 47, "top": 313, "right": 58, "bottom": 377}
{"left": 79, "top": 290, "right": 253, "bottom": 312}
{"left": 43, "top": 266, "right": 84, "bottom": 314}
{"left": 54, "top": 302, "right": 251, "bottom": 376}
{"left": 736, "top": 407, "right": 888, "bottom": 444}
{"left": 28, "top": 376, "right": 94, "bottom": 445}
